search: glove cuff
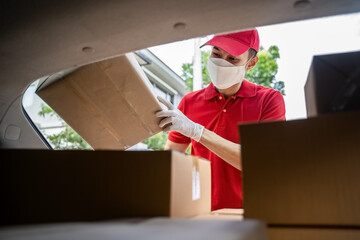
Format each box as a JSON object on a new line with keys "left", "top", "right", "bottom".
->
{"left": 192, "top": 123, "right": 204, "bottom": 142}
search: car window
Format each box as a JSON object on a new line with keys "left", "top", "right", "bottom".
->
{"left": 23, "top": 80, "right": 93, "bottom": 150}
{"left": 22, "top": 51, "right": 181, "bottom": 150}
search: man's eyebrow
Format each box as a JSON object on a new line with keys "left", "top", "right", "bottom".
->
{"left": 213, "top": 46, "right": 220, "bottom": 51}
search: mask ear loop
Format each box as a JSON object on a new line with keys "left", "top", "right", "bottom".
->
{"left": 244, "top": 57, "right": 255, "bottom": 71}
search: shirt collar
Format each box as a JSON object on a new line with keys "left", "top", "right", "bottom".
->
{"left": 204, "top": 80, "right": 257, "bottom": 100}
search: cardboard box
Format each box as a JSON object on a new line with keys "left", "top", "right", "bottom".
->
{"left": 0, "top": 150, "right": 211, "bottom": 225}
{"left": 36, "top": 53, "right": 163, "bottom": 150}
{"left": 305, "top": 51, "right": 360, "bottom": 117}
{"left": 268, "top": 227, "right": 360, "bottom": 240}
{"left": 240, "top": 111, "right": 360, "bottom": 226}
{"left": 193, "top": 208, "right": 243, "bottom": 220}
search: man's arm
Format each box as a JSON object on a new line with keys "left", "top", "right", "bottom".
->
{"left": 165, "top": 131, "right": 241, "bottom": 170}
{"left": 164, "top": 139, "right": 189, "bottom": 152}
{"left": 156, "top": 96, "right": 242, "bottom": 170}
{"left": 199, "top": 129, "right": 241, "bottom": 170}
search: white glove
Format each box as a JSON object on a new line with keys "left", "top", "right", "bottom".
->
{"left": 156, "top": 96, "right": 204, "bottom": 142}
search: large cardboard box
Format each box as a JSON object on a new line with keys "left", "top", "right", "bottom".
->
{"left": 304, "top": 51, "right": 360, "bottom": 117}
{"left": 36, "top": 53, "right": 163, "bottom": 150}
{"left": 193, "top": 208, "right": 244, "bottom": 220}
{"left": 0, "top": 150, "right": 211, "bottom": 225}
{"left": 240, "top": 111, "right": 360, "bottom": 226}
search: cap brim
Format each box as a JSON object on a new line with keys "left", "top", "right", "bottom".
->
{"left": 202, "top": 36, "right": 250, "bottom": 56}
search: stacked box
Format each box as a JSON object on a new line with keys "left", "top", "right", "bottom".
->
{"left": 240, "top": 111, "right": 360, "bottom": 239}
{"left": 0, "top": 150, "right": 211, "bottom": 225}
{"left": 304, "top": 51, "right": 360, "bottom": 117}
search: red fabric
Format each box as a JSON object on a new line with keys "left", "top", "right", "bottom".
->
{"left": 168, "top": 80, "right": 285, "bottom": 210}
{"left": 202, "top": 29, "right": 260, "bottom": 56}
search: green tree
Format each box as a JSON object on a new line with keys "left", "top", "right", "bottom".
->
{"left": 142, "top": 132, "right": 168, "bottom": 150}
{"left": 182, "top": 51, "right": 211, "bottom": 91}
{"left": 38, "top": 103, "right": 92, "bottom": 150}
{"left": 182, "top": 46, "right": 285, "bottom": 95}
{"left": 246, "top": 46, "right": 285, "bottom": 95}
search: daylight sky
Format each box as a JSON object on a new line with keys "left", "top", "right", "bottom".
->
{"left": 149, "top": 12, "right": 360, "bottom": 120}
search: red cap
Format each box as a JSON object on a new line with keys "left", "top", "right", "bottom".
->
{"left": 202, "top": 29, "right": 260, "bottom": 56}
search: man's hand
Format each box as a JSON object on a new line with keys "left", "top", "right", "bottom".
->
{"left": 156, "top": 96, "right": 204, "bottom": 142}
{"left": 156, "top": 96, "right": 241, "bottom": 170}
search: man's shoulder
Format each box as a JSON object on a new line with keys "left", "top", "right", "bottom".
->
{"left": 178, "top": 87, "right": 208, "bottom": 113}
{"left": 251, "top": 82, "right": 281, "bottom": 98}
{"left": 183, "top": 87, "right": 207, "bottom": 101}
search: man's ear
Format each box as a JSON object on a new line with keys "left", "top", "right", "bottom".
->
{"left": 246, "top": 56, "right": 258, "bottom": 71}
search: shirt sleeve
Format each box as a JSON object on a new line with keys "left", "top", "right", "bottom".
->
{"left": 260, "top": 90, "right": 286, "bottom": 121}
{"left": 168, "top": 96, "right": 192, "bottom": 144}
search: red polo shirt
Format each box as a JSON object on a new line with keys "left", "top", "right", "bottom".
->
{"left": 168, "top": 80, "right": 285, "bottom": 210}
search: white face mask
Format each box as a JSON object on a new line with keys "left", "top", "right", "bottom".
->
{"left": 206, "top": 57, "right": 247, "bottom": 90}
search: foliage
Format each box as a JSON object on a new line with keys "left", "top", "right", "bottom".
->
{"left": 38, "top": 104, "right": 55, "bottom": 117}
{"left": 142, "top": 132, "right": 168, "bottom": 150}
{"left": 246, "top": 45, "right": 285, "bottom": 95}
{"left": 182, "top": 51, "right": 211, "bottom": 91}
{"left": 38, "top": 103, "right": 92, "bottom": 150}
{"left": 46, "top": 125, "right": 92, "bottom": 150}
{"left": 182, "top": 46, "right": 285, "bottom": 95}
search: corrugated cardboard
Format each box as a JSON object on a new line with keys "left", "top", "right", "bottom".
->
{"left": 268, "top": 227, "right": 360, "bottom": 240}
{"left": 36, "top": 53, "right": 163, "bottom": 150}
{"left": 304, "top": 51, "right": 360, "bottom": 117}
{"left": 240, "top": 111, "right": 360, "bottom": 226}
{"left": 193, "top": 208, "right": 244, "bottom": 220}
{"left": 0, "top": 150, "right": 211, "bottom": 225}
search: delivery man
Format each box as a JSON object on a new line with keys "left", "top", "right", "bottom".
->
{"left": 156, "top": 29, "right": 285, "bottom": 210}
